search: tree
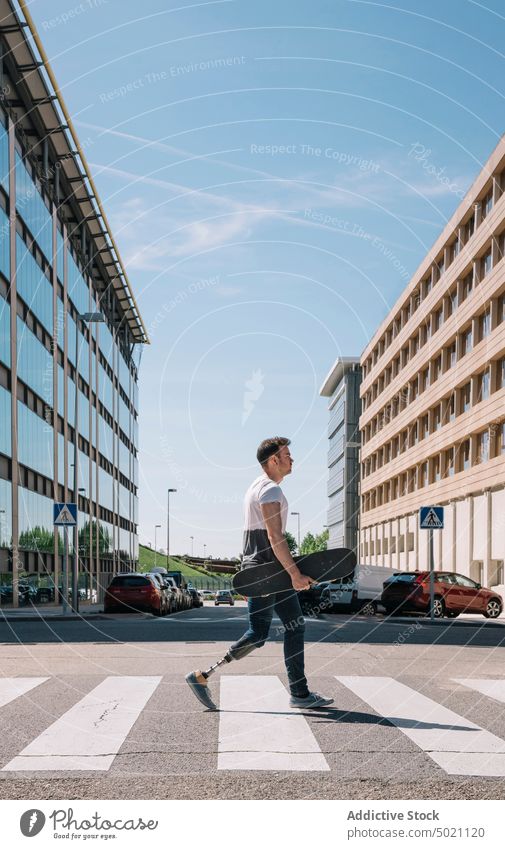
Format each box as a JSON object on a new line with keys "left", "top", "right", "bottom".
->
{"left": 285, "top": 531, "right": 298, "bottom": 556}
{"left": 299, "top": 528, "right": 329, "bottom": 555}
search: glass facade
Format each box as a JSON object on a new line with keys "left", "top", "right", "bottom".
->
{"left": 0, "top": 81, "right": 143, "bottom": 605}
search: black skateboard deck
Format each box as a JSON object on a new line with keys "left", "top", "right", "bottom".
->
{"left": 232, "top": 548, "right": 356, "bottom": 597}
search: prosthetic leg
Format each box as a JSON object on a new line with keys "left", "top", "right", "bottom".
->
{"left": 185, "top": 642, "right": 258, "bottom": 710}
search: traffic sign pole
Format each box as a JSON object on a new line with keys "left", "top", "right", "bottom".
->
{"left": 429, "top": 527, "right": 434, "bottom": 622}
{"left": 62, "top": 525, "right": 69, "bottom": 616}
{"left": 54, "top": 503, "right": 77, "bottom": 616}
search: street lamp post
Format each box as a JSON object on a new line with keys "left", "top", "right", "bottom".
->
{"left": 154, "top": 524, "right": 161, "bottom": 569}
{"left": 72, "top": 312, "right": 104, "bottom": 614}
{"left": 166, "top": 489, "right": 177, "bottom": 569}
{"left": 291, "top": 511, "right": 301, "bottom": 553}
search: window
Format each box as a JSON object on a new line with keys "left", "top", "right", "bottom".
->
{"left": 446, "top": 447, "right": 455, "bottom": 477}
{"left": 499, "top": 358, "right": 505, "bottom": 389}
{"left": 420, "top": 461, "right": 428, "bottom": 487}
{"left": 437, "top": 257, "right": 445, "bottom": 278}
{"left": 411, "top": 422, "right": 418, "bottom": 446}
{"left": 410, "top": 376, "right": 419, "bottom": 401}
{"left": 498, "top": 294, "right": 505, "bottom": 323}
{"left": 479, "top": 309, "right": 491, "bottom": 340}
{"left": 495, "top": 422, "right": 505, "bottom": 456}
{"left": 477, "top": 369, "right": 491, "bottom": 402}
{"left": 462, "top": 327, "right": 473, "bottom": 355}
{"left": 464, "top": 214, "right": 475, "bottom": 242}
{"left": 461, "top": 439, "right": 471, "bottom": 471}
{"left": 448, "top": 393, "right": 456, "bottom": 422}
{"left": 476, "top": 430, "right": 490, "bottom": 464}
{"left": 433, "top": 307, "right": 443, "bottom": 333}
{"left": 481, "top": 250, "right": 493, "bottom": 278}
{"left": 423, "top": 366, "right": 430, "bottom": 390}
{"left": 447, "top": 289, "right": 458, "bottom": 316}
{"left": 461, "top": 382, "right": 471, "bottom": 413}
{"left": 433, "top": 455, "right": 441, "bottom": 482}
{"left": 452, "top": 237, "right": 460, "bottom": 260}
{"left": 461, "top": 271, "right": 473, "bottom": 301}
{"left": 482, "top": 191, "right": 493, "bottom": 218}
{"left": 432, "top": 354, "right": 442, "bottom": 381}
{"left": 447, "top": 342, "right": 456, "bottom": 368}
{"left": 433, "top": 405, "right": 442, "bottom": 431}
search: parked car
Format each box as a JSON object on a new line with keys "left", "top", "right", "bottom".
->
{"left": 104, "top": 573, "right": 164, "bottom": 615}
{"left": 298, "top": 582, "right": 332, "bottom": 615}
{"left": 200, "top": 590, "right": 215, "bottom": 600}
{"left": 215, "top": 590, "right": 234, "bottom": 606}
{"left": 381, "top": 571, "right": 503, "bottom": 619}
{"left": 188, "top": 587, "right": 203, "bottom": 608}
{"left": 164, "top": 576, "right": 185, "bottom": 612}
{"left": 321, "top": 565, "right": 399, "bottom": 616}
{"left": 0, "top": 584, "right": 32, "bottom": 605}
{"left": 146, "top": 572, "right": 171, "bottom": 615}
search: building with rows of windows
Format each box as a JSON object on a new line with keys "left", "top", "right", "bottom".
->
{"left": 0, "top": 1, "right": 148, "bottom": 605}
{"left": 319, "top": 358, "right": 361, "bottom": 555}
{"left": 358, "top": 135, "right": 505, "bottom": 589}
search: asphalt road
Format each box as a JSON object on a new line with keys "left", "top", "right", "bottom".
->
{"left": 0, "top": 602, "right": 505, "bottom": 800}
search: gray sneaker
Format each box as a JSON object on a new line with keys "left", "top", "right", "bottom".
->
{"left": 185, "top": 671, "right": 218, "bottom": 711}
{"left": 289, "top": 691, "right": 334, "bottom": 709}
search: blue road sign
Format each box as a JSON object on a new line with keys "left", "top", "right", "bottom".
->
{"left": 53, "top": 502, "right": 77, "bottom": 526}
{"left": 419, "top": 506, "right": 444, "bottom": 530}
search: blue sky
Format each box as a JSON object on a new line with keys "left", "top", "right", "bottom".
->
{"left": 25, "top": 0, "right": 505, "bottom": 557}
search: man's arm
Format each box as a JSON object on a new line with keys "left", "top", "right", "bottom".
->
{"left": 260, "top": 502, "right": 313, "bottom": 591}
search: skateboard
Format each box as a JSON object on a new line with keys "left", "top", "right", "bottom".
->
{"left": 232, "top": 548, "right": 356, "bottom": 597}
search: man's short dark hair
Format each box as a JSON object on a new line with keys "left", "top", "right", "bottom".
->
{"left": 256, "top": 437, "right": 291, "bottom": 466}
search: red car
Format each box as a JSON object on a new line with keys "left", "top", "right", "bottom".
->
{"left": 104, "top": 573, "right": 164, "bottom": 616}
{"left": 381, "top": 571, "right": 503, "bottom": 619}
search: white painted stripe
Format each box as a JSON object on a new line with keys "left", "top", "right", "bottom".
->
{"left": 218, "top": 675, "right": 329, "bottom": 771}
{"left": 455, "top": 679, "right": 505, "bottom": 703}
{"left": 338, "top": 676, "right": 505, "bottom": 777}
{"left": 2, "top": 676, "right": 161, "bottom": 772}
{"left": 0, "top": 678, "right": 49, "bottom": 708}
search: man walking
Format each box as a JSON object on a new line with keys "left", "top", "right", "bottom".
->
{"left": 186, "top": 436, "right": 333, "bottom": 710}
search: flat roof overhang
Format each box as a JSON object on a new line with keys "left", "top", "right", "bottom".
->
{"left": 0, "top": 0, "right": 149, "bottom": 344}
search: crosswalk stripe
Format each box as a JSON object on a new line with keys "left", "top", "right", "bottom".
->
{"left": 217, "top": 675, "right": 329, "bottom": 771}
{"left": 0, "top": 678, "right": 49, "bottom": 708}
{"left": 2, "top": 676, "right": 162, "bottom": 772}
{"left": 455, "top": 678, "right": 505, "bottom": 703}
{"left": 337, "top": 676, "right": 505, "bottom": 777}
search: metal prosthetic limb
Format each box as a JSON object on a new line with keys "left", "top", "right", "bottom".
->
{"left": 186, "top": 643, "right": 258, "bottom": 710}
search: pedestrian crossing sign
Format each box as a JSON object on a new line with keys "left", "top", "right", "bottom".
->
{"left": 419, "top": 506, "right": 444, "bottom": 529}
{"left": 53, "top": 502, "right": 77, "bottom": 526}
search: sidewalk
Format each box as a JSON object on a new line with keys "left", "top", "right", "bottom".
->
{"left": 0, "top": 602, "right": 107, "bottom": 621}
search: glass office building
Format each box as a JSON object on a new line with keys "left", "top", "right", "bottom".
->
{"left": 0, "top": 2, "right": 148, "bottom": 605}
{"left": 320, "top": 358, "right": 362, "bottom": 555}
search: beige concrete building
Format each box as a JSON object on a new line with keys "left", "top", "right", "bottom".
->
{"left": 359, "top": 135, "right": 505, "bottom": 591}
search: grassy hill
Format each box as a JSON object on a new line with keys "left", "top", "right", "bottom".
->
{"left": 138, "top": 545, "right": 231, "bottom": 588}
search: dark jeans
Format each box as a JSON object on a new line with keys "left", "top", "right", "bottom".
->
{"left": 228, "top": 590, "right": 309, "bottom": 698}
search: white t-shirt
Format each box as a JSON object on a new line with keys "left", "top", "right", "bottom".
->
{"left": 242, "top": 473, "right": 288, "bottom": 566}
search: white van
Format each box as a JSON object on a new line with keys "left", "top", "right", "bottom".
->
{"left": 323, "top": 564, "right": 399, "bottom": 615}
